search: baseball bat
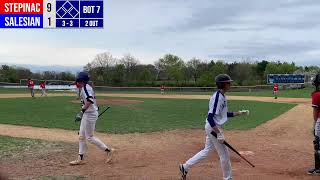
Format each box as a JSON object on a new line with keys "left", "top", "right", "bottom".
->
{"left": 98, "top": 106, "right": 111, "bottom": 117}
{"left": 211, "top": 131, "right": 255, "bottom": 168}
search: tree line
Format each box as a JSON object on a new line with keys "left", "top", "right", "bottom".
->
{"left": 84, "top": 52, "right": 320, "bottom": 86}
{"left": 1, "top": 52, "right": 320, "bottom": 86}
{"left": 0, "top": 65, "right": 75, "bottom": 83}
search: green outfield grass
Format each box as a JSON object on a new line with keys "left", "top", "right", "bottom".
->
{"left": 96, "top": 88, "right": 313, "bottom": 98}
{"left": 0, "top": 96, "right": 296, "bottom": 133}
{"left": 0, "top": 88, "right": 30, "bottom": 93}
{"left": 227, "top": 87, "right": 313, "bottom": 98}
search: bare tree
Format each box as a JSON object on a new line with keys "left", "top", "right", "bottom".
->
{"left": 154, "top": 59, "right": 166, "bottom": 80}
{"left": 89, "top": 52, "right": 116, "bottom": 83}
{"left": 121, "top": 54, "right": 139, "bottom": 70}
{"left": 92, "top": 52, "right": 115, "bottom": 69}
{"left": 121, "top": 54, "right": 139, "bottom": 81}
{"left": 187, "top": 58, "right": 201, "bottom": 82}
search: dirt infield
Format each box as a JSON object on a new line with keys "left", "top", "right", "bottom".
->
{"left": 0, "top": 92, "right": 310, "bottom": 104}
{"left": 0, "top": 93, "right": 317, "bottom": 179}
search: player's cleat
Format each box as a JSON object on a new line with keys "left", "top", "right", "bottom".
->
{"left": 307, "top": 168, "right": 320, "bottom": 175}
{"left": 179, "top": 164, "right": 187, "bottom": 180}
{"left": 69, "top": 157, "right": 85, "bottom": 166}
{"left": 106, "top": 148, "right": 115, "bottom": 163}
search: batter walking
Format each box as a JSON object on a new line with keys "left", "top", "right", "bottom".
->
{"left": 308, "top": 73, "right": 320, "bottom": 175}
{"left": 70, "top": 72, "right": 114, "bottom": 165}
{"left": 179, "top": 74, "right": 249, "bottom": 180}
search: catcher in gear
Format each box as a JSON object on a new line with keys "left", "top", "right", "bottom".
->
{"left": 308, "top": 73, "right": 320, "bottom": 175}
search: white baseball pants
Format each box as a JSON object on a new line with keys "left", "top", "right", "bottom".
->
{"left": 78, "top": 112, "right": 109, "bottom": 155}
{"left": 184, "top": 121, "right": 232, "bottom": 180}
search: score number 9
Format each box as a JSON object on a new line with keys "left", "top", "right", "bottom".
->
{"left": 47, "top": 3, "right": 52, "bottom": 12}
{"left": 46, "top": 3, "right": 53, "bottom": 26}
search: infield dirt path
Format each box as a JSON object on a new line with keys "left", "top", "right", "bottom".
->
{"left": 0, "top": 93, "right": 317, "bottom": 180}
{"left": 0, "top": 92, "right": 310, "bottom": 104}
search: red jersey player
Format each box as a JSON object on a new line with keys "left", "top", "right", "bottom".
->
{"left": 273, "top": 83, "right": 279, "bottom": 99}
{"left": 160, "top": 84, "right": 165, "bottom": 95}
{"left": 27, "top": 78, "right": 35, "bottom": 98}
{"left": 40, "top": 81, "right": 47, "bottom": 97}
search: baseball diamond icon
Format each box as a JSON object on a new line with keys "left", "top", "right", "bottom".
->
{"left": 56, "top": 0, "right": 79, "bottom": 18}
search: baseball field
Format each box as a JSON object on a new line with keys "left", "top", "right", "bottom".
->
{"left": 0, "top": 89, "right": 317, "bottom": 180}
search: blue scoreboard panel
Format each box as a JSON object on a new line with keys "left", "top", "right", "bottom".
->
{"left": 267, "top": 74, "right": 305, "bottom": 84}
{"left": 0, "top": 0, "right": 103, "bottom": 28}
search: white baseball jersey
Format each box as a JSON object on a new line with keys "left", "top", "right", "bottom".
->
{"left": 185, "top": 90, "right": 233, "bottom": 180}
{"left": 207, "top": 90, "right": 229, "bottom": 126}
{"left": 80, "top": 84, "right": 98, "bottom": 113}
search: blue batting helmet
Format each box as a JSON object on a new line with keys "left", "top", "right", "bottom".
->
{"left": 76, "top": 72, "right": 90, "bottom": 83}
{"left": 215, "top": 74, "right": 233, "bottom": 89}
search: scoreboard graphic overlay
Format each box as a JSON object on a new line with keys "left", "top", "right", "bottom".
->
{"left": 0, "top": 0, "right": 103, "bottom": 28}
{"left": 267, "top": 74, "right": 305, "bottom": 84}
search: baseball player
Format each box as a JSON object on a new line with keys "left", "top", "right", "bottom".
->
{"left": 69, "top": 72, "right": 114, "bottom": 165}
{"left": 27, "top": 78, "right": 35, "bottom": 98}
{"left": 179, "top": 74, "right": 249, "bottom": 180}
{"left": 161, "top": 84, "right": 165, "bottom": 95}
{"left": 308, "top": 73, "right": 320, "bottom": 175}
{"left": 40, "top": 81, "right": 47, "bottom": 97}
{"left": 273, "top": 83, "right": 279, "bottom": 99}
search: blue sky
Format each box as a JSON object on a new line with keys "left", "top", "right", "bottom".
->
{"left": 0, "top": 0, "right": 320, "bottom": 67}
